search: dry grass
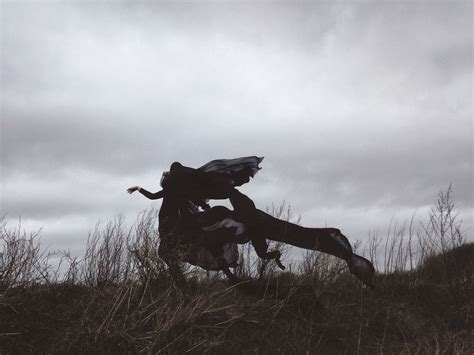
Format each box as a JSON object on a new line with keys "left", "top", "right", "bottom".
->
{"left": 1, "top": 187, "right": 473, "bottom": 354}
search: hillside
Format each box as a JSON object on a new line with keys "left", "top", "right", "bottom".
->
{"left": 1, "top": 242, "right": 473, "bottom": 354}
{"left": 1, "top": 189, "right": 473, "bottom": 354}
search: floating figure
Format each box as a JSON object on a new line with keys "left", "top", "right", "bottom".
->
{"left": 127, "top": 157, "right": 375, "bottom": 288}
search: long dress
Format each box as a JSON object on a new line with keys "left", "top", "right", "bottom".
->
{"left": 158, "top": 156, "right": 264, "bottom": 270}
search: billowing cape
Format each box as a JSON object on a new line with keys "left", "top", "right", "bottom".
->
{"left": 198, "top": 156, "right": 264, "bottom": 187}
{"left": 160, "top": 156, "right": 264, "bottom": 190}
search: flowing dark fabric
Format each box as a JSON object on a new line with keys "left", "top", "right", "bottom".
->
{"left": 160, "top": 156, "right": 264, "bottom": 191}
{"left": 183, "top": 157, "right": 264, "bottom": 270}
{"left": 185, "top": 242, "right": 239, "bottom": 271}
{"left": 158, "top": 156, "right": 263, "bottom": 271}
{"left": 198, "top": 156, "right": 264, "bottom": 187}
{"left": 156, "top": 156, "right": 375, "bottom": 287}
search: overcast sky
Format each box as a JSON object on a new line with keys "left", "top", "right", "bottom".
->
{"left": 1, "top": 2, "right": 472, "bottom": 257}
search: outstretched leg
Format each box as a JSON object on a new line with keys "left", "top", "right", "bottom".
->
{"left": 255, "top": 210, "right": 375, "bottom": 287}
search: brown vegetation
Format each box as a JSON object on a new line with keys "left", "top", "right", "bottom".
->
{"left": 1, "top": 188, "right": 473, "bottom": 354}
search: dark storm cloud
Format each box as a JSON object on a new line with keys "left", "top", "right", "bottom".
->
{"left": 1, "top": 2, "right": 472, "bottom": 253}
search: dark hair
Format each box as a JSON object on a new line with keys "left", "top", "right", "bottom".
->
{"left": 160, "top": 172, "right": 170, "bottom": 188}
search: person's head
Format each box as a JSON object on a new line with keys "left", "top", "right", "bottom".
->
{"left": 170, "top": 161, "right": 182, "bottom": 173}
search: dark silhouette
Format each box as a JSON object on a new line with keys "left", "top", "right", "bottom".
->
{"left": 127, "top": 157, "right": 266, "bottom": 282}
{"left": 127, "top": 157, "right": 375, "bottom": 288}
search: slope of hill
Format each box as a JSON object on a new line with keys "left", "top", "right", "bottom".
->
{"left": 1, "top": 243, "right": 473, "bottom": 354}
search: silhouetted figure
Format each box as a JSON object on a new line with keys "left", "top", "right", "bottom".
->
{"left": 127, "top": 157, "right": 266, "bottom": 282}
{"left": 127, "top": 156, "right": 375, "bottom": 288}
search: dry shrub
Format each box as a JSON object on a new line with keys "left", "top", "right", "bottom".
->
{"left": 0, "top": 219, "right": 52, "bottom": 293}
{"left": 1, "top": 187, "right": 473, "bottom": 354}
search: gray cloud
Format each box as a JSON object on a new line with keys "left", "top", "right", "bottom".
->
{"left": 1, "top": 2, "right": 472, "bottom": 254}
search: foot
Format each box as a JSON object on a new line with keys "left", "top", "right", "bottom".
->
{"left": 272, "top": 250, "right": 286, "bottom": 270}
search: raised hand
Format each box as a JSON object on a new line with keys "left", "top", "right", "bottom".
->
{"left": 127, "top": 186, "right": 140, "bottom": 194}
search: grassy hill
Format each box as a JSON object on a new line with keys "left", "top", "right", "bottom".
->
{"left": 0, "top": 243, "right": 472, "bottom": 354}
{"left": 1, "top": 189, "right": 473, "bottom": 353}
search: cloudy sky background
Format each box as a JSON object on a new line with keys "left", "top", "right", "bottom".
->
{"left": 1, "top": 2, "right": 472, "bottom": 259}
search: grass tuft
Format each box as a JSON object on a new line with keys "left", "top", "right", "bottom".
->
{"left": 1, "top": 187, "right": 473, "bottom": 353}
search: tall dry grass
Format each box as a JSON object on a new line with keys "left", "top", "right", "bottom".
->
{"left": 0, "top": 186, "right": 472, "bottom": 353}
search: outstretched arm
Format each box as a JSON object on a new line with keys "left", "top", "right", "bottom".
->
{"left": 127, "top": 186, "right": 164, "bottom": 200}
